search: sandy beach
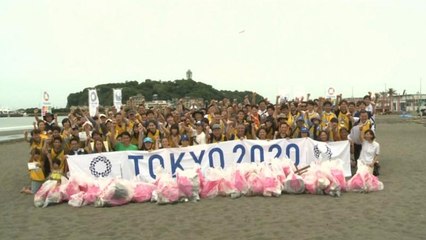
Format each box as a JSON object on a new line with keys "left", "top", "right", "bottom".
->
{"left": 1, "top": 115, "right": 425, "bottom": 240}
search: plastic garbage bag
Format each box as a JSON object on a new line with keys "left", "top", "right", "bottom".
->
{"left": 347, "top": 165, "right": 384, "bottom": 192}
{"left": 68, "top": 192, "right": 85, "bottom": 207}
{"left": 34, "top": 180, "right": 59, "bottom": 208}
{"left": 43, "top": 184, "right": 63, "bottom": 208}
{"left": 199, "top": 168, "right": 222, "bottom": 199}
{"left": 283, "top": 172, "right": 305, "bottom": 194}
{"left": 153, "top": 174, "right": 180, "bottom": 204}
{"left": 261, "top": 164, "right": 281, "bottom": 197}
{"left": 95, "top": 179, "right": 134, "bottom": 207}
{"left": 176, "top": 168, "right": 200, "bottom": 201}
{"left": 132, "top": 182, "right": 156, "bottom": 203}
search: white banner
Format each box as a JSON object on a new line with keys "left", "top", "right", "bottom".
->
{"left": 325, "top": 86, "right": 336, "bottom": 100}
{"left": 68, "top": 139, "right": 351, "bottom": 182}
{"left": 113, "top": 89, "right": 122, "bottom": 110}
{"left": 41, "top": 91, "right": 51, "bottom": 117}
{"left": 88, "top": 89, "right": 99, "bottom": 117}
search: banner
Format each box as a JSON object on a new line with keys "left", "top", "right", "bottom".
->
{"left": 88, "top": 89, "right": 99, "bottom": 117}
{"left": 68, "top": 139, "right": 351, "bottom": 182}
{"left": 325, "top": 86, "right": 337, "bottom": 102}
{"left": 41, "top": 91, "right": 51, "bottom": 117}
{"left": 113, "top": 89, "right": 122, "bottom": 110}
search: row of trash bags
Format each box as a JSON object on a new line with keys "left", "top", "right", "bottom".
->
{"left": 34, "top": 158, "right": 384, "bottom": 208}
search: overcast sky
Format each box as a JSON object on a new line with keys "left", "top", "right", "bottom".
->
{"left": 0, "top": 0, "right": 425, "bottom": 109}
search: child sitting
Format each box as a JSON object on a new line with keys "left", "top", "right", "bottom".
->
{"left": 48, "top": 158, "right": 65, "bottom": 185}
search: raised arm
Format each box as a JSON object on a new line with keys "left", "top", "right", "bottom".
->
{"left": 108, "top": 123, "right": 117, "bottom": 149}
{"left": 137, "top": 124, "right": 145, "bottom": 150}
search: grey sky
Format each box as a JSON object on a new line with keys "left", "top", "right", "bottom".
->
{"left": 0, "top": 0, "right": 425, "bottom": 109}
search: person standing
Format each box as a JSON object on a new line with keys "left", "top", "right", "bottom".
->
{"left": 349, "top": 110, "right": 374, "bottom": 168}
{"left": 357, "top": 129, "right": 380, "bottom": 175}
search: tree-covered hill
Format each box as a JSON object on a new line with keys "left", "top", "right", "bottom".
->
{"left": 66, "top": 79, "right": 263, "bottom": 107}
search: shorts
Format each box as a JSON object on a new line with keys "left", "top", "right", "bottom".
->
{"left": 31, "top": 181, "right": 44, "bottom": 194}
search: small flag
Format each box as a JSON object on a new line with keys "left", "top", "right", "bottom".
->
{"left": 88, "top": 89, "right": 99, "bottom": 117}
{"left": 41, "top": 91, "right": 51, "bottom": 117}
{"left": 113, "top": 89, "right": 122, "bottom": 110}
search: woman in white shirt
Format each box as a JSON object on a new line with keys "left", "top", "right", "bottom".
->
{"left": 191, "top": 121, "right": 207, "bottom": 145}
{"left": 357, "top": 129, "right": 380, "bottom": 174}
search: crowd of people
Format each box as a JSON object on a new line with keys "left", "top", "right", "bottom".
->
{"left": 21, "top": 92, "right": 380, "bottom": 194}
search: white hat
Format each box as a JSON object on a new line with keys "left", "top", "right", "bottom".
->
{"left": 82, "top": 121, "right": 93, "bottom": 128}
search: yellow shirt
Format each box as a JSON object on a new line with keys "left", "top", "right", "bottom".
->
{"left": 50, "top": 149, "right": 67, "bottom": 173}
{"left": 337, "top": 111, "right": 350, "bottom": 131}
{"left": 50, "top": 170, "right": 63, "bottom": 181}
{"left": 115, "top": 122, "right": 127, "bottom": 136}
{"left": 30, "top": 139, "right": 44, "bottom": 152}
{"left": 359, "top": 120, "right": 372, "bottom": 135}
{"left": 321, "top": 112, "right": 337, "bottom": 128}
{"left": 29, "top": 156, "right": 45, "bottom": 181}
{"left": 147, "top": 130, "right": 161, "bottom": 146}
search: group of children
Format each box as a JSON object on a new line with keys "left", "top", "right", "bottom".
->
{"left": 22, "top": 93, "right": 380, "bottom": 194}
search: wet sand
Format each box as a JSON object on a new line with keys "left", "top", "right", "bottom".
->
{"left": 1, "top": 115, "right": 425, "bottom": 240}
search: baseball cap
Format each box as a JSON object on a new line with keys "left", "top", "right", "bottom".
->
{"left": 212, "top": 124, "right": 221, "bottom": 130}
{"left": 310, "top": 116, "right": 321, "bottom": 123}
{"left": 180, "top": 134, "right": 189, "bottom": 141}
{"left": 82, "top": 121, "right": 93, "bottom": 128}
{"left": 143, "top": 137, "right": 153, "bottom": 143}
{"left": 277, "top": 113, "right": 287, "bottom": 120}
{"left": 301, "top": 127, "right": 309, "bottom": 133}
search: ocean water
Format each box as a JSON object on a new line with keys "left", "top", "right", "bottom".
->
{"left": 0, "top": 116, "right": 65, "bottom": 142}
{"left": 0, "top": 117, "right": 35, "bottom": 131}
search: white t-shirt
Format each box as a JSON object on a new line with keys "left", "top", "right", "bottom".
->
{"left": 358, "top": 140, "right": 380, "bottom": 164}
{"left": 258, "top": 109, "right": 268, "bottom": 121}
{"left": 192, "top": 130, "right": 207, "bottom": 145}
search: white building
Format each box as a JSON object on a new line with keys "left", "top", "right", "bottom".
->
{"left": 391, "top": 93, "right": 426, "bottom": 112}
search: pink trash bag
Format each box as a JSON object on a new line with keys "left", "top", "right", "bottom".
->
{"left": 322, "top": 159, "right": 347, "bottom": 192}
{"left": 199, "top": 168, "right": 222, "bottom": 199}
{"left": 176, "top": 169, "right": 200, "bottom": 201}
{"left": 82, "top": 183, "right": 101, "bottom": 205}
{"left": 153, "top": 174, "right": 180, "bottom": 204}
{"left": 232, "top": 169, "right": 249, "bottom": 195}
{"left": 302, "top": 173, "right": 319, "bottom": 195}
{"left": 365, "top": 174, "right": 384, "bottom": 192}
{"left": 68, "top": 192, "right": 85, "bottom": 207}
{"left": 34, "top": 180, "right": 62, "bottom": 208}
{"left": 34, "top": 180, "right": 58, "bottom": 207}
{"left": 59, "top": 177, "right": 80, "bottom": 201}
{"left": 132, "top": 182, "right": 156, "bottom": 203}
{"left": 43, "top": 185, "right": 63, "bottom": 208}
{"left": 330, "top": 168, "right": 346, "bottom": 192}
{"left": 94, "top": 179, "right": 134, "bottom": 207}
{"left": 281, "top": 158, "right": 295, "bottom": 177}
{"left": 261, "top": 165, "right": 281, "bottom": 197}
{"left": 283, "top": 172, "right": 305, "bottom": 194}
{"left": 347, "top": 166, "right": 384, "bottom": 192}
{"left": 268, "top": 158, "right": 287, "bottom": 185}
{"left": 217, "top": 168, "right": 238, "bottom": 197}
{"left": 218, "top": 178, "right": 237, "bottom": 197}
{"left": 246, "top": 170, "right": 264, "bottom": 196}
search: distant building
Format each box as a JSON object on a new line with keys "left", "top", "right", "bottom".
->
{"left": 186, "top": 69, "right": 192, "bottom": 80}
{"left": 390, "top": 93, "right": 426, "bottom": 112}
{"left": 181, "top": 97, "right": 204, "bottom": 109}
{"left": 127, "top": 94, "right": 145, "bottom": 108}
{"left": 145, "top": 100, "right": 171, "bottom": 109}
